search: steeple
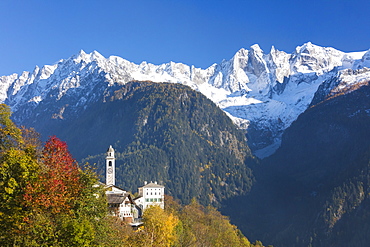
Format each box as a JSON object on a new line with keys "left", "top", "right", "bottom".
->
{"left": 106, "top": 145, "right": 115, "bottom": 186}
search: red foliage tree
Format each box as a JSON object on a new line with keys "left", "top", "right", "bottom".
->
{"left": 24, "top": 136, "right": 82, "bottom": 214}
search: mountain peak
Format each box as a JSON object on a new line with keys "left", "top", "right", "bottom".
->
{"left": 71, "top": 49, "right": 88, "bottom": 63}
{"left": 71, "top": 50, "right": 105, "bottom": 64}
{"left": 233, "top": 48, "right": 248, "bottom": 58}
{"left": 295, "top": 42, "right": 319, "bottom": 54}
{"left": 90, "top": 50, "right": 105, "bottom": 60}
{"left": 78, "top": 49, "right": 87, "bottom": 56}
{"left": 250, "top": 44, "right": 263, "bottom": 53}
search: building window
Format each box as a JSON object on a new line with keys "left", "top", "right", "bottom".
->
{"left": 109, "top": 161, "right": 112, "bottom": 166}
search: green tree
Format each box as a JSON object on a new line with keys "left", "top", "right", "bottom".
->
{"left": 0, "top": 104, "right": 40, "bottom": 246}
{"left": 0, "top": 148, "right": 40, "bottom": 245}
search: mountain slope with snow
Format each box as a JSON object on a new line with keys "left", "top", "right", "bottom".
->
{"left": 0, "top": 43, "right": 369, "bottom": 157}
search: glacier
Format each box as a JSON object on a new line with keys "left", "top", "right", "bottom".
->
{"left": 0, "top": 42, "right": 369, "bottom": 158}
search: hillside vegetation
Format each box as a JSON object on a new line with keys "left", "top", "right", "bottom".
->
{"left": 104, "top": 197, "right": 269, "bottom": 247}
{"left": 23, "top": 81, "right": 256, "bottom": 206}
{"left": 0, "top": 104, "right": 268, "bottom": 246}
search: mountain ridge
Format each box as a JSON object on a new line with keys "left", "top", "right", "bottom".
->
{"left": 1, "top": 42, "right": 369, "bottom": 157}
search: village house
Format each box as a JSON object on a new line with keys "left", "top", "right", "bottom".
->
{"left": 104, "top": 145, "right": 165, "bottom": 224}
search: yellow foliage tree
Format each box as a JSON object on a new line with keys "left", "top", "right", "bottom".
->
{"left": 168, "top": 197, "right": 252, "bottom": 247}
{"left": 140, "top": 205, "right": 179, "bottom": 247}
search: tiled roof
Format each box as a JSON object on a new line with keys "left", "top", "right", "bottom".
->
{"left": 107, "top": 193, "right": 127, "bottom": 204}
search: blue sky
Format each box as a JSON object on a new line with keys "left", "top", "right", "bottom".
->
{"left": 1, "top": 0, "right": 369, "bottom": 76}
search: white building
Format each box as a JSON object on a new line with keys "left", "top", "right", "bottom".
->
{"left": 104, "top": 145, "right": 165, "bottom": 223}
{"left": 134, "top": 181, "right": 165, "bottom": 210}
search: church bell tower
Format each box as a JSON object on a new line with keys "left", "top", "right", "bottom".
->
{"left": 106, "top": 145, "right": 115, "bottom": 186}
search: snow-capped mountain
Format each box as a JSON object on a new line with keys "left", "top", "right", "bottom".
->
{"left": 0, "top": 42, "right": 369, "bottom": 157}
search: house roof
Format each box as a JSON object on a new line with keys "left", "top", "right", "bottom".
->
{"left": 107, "top": 193, "right": 127, "bottom": 204}
{"left": 107, "top": 192, "right": 136, "bottom": 205}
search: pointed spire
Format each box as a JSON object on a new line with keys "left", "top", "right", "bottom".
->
{"left": 107, "top": 145, "right": 114, "bottom": 153}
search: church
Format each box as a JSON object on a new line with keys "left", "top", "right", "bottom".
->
{"left": 104, "top": 145, "right": 165, "bottom": 224}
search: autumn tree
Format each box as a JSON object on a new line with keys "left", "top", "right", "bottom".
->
{"left": 134, "top": 205, "right": 179, "bottom": 247}
{"left": 0, "top": 104, "right": 41, "bottom": 245}
{"left": 24, "top": 136, "right": 81, "bottom": 214}
{"left": 0, "top": 104, "right": 108, "bottom": 246}
{"left": 22, "top": 136, "right": 108, "bottom": 246}
{"left": 163, "top": 196, "right": 253, "bottom": 247}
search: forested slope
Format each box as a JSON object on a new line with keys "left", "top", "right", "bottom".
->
{"left": 223, "top": 83, "right": 370, "bottom": 246}
{"left": 20, "top": 81, "right": 256, "bottom": 206}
